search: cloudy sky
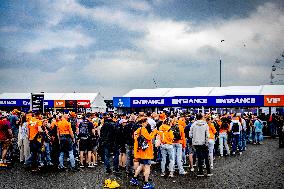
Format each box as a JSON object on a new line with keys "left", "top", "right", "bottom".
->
{"left": 0, "top": 0, "right": 283, "bottom": 99}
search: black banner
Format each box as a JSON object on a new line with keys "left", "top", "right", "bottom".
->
{"left": 31, "top": 93, "right": 44, "bottom": 113}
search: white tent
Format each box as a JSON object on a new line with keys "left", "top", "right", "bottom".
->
{"left": 0, "top": 92, "right": 106, "bottom": 112}
{"left": 122, "top": 85, "right": 284, "bottom": 97}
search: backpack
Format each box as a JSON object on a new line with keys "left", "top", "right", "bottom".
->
{"left": 232, "top": 122, "right": 240, "bottom": 133}
{"left": 172, "top": 125, "right": 181, "bottom": 141}
{"left": 79, "top": 121, "right": 90, "bottom": 139}
{"left": 137, "top": 128, "right": 149, "bottom": 151}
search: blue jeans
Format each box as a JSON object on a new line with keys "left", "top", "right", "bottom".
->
{"left": 59, "top": 136, "right": 75, "bottom": 168}
{"left": 160, "top": 144, "right": 174, "bottom": 173}
{"left": 59, "top": 150, "right": 75, "bottom": 168}
{"left": 255, "top": 132, "right": 262, "bottom": 143}
{"left": 219, "top": 133, "right": 230, "bottom": 156}
{"left": 232, "top": 134, "right": 242, "bottom": 153}
{"left": 173, "top": 143, "right": 185, "bottom": 174}
{"left": 25, "top": 140, "right": 41, "bottom": 167}
{"left": 125, "top": 144, "right": 133, "bottom": 173}
{"left": 43, "top": 142, "right": 52, "bottom": 164}
{"left": 251, "top": 130, "right": 256, "bottom": 143}
{"left": 241, "top": 131, "right": 247, "bottom": 150}
{"left": 104, "top": 144, "right": 119, "bottom": 172}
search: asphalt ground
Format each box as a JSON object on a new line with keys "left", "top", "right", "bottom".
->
{"left": 0, "top": 138, "right": 283, "bottom": 189}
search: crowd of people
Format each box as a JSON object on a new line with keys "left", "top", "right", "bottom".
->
{"left": 0, "top": 109, "right": 283, "bottom": 189}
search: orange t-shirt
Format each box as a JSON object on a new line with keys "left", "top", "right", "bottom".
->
{"left": 57, "top": 119, "right": 72, "bottom": 135}
{"left": 178, "top": 119, "right": 186, "bottom": 128}
{"left": 28, "top": 117, "right": 42, "bottom": 140}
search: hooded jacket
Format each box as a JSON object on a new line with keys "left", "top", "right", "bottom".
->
{"left": 189, "top": 120, "right": 209, "bottom": 146}
{"left": 158, "top": 124, "right": 174, "bottom": 145}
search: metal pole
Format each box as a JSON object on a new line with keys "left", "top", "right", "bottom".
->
{"left": 220, "top": 59, "right": 222, "bottom": 87}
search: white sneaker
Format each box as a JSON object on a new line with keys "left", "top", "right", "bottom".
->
{"left": 232, "top": 152, "right": 236, "bottom": 155}
{"left": 161, "top": 172, "right": 166, "bottom": 177}
{"left": 210, "top": 164, "right": 214, "bottom": 170}
{"left": 220, "top": 155, "right": 223, "bottom": 157}
{"left": 190, "top": 167, "right": 194, "bottom": 172}
{"left": 169, "top": 172, "right": 174, "bottom": 177}
{"left": 239, "top": 152, "right": 242, "bottom": 155}
{"left": 88, "top": 163, "right": 94, "bottom": 168}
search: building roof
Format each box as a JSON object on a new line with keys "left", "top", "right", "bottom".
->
{"left": 122, "top": 85, "right": 284, "bottom": 97}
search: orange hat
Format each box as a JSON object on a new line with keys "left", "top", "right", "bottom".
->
{"left": 70, "top": 112, "right": 76, "bottom": 117}
{"left": 159, "top": 113, "right": 166, "bottom": 121}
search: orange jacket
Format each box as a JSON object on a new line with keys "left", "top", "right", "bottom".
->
{"left": 159, "top": 124, "right": 174, "bottom": 145}
{"left": 173, "top": 125, "right": 186, "bottom": 148}
{"left": 208, "top": 122, "right": 217, "bottom": 139}
{"left": 134, "top": 127, "right": 157, "bottom": 160}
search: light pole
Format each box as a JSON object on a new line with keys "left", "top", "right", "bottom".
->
{"left": 220, "top": 39, "right": 225, "bottom": 87}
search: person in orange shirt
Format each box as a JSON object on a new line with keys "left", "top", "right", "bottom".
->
{"left": 57, "top": 114, "right": 78, "bottom": 171}
{"left": 158, "top": 120, "right": 175, "bottom": 177}
{"left": 171, "top": 117, "right": 187, "bottom": 175}
{"left": 25, "top": 112, "right": 43, "bottom": 169}
{"left": 206, "top": 117, "right": 217, "bottom": 169}
{"left": 130, "top": 118, "right": 158, "bottom": 189}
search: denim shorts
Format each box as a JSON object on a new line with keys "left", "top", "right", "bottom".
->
{"left": 138, "top": 159, "right": 151, "bottom": 165}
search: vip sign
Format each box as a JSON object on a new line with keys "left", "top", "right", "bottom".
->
{"left": 54, "top": 100, "right": 65, "bottom": 108}
{"left": 264, "top": 95, "right": 284, "bottom": 107}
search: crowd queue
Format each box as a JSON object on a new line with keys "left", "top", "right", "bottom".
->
{"left": 0, "top": 109, "right": 283, "bottom": 189}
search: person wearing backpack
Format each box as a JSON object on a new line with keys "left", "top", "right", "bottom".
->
{"left": 230, "top": 115, "right": 242, "bottom": 155}
{"left": 130, "top": 118, "right": 158, "bottom": 189}
{"left": 158, "top": 119, "right": 174, "bottom": 177}
{"left": 171, "top": 117, "right": 187, "bottom": 176}
{"left": 77, "top": 114, "right": 95, "bottom": 168}
{"left": 57, "top": 114, "right": 78, "bottom": 171}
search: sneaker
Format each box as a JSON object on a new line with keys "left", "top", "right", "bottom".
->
{"left": 130, "top": 178, "right": 139, "bottom": 186}
{"left": 38, "top": 162, "right": 44, "bottom": 168}
{"left": 88, "top": 163, "right": 94, "bottom": 168}
{"left": 0, "top": 159, "right": 3, "bottom": 164}
{"left": 197, "top": 172, "right": 204, "bottom": 177}
{"left": 190, "top": 167, "right": 194, "bottom": 172}
{"left": 210, "top": 164, "right": 214, "bottom": 170}
{"left": 143, "top": 182, "right": 154, "bottom": 189}
{"left": 109, "top": 180, "right": 120, "bottom": 189}
{"left": 232, "top": 152, "right": 236, "bottom": 155}
{"left": 79, "top": 164, "right": 84, "bottom": 168}
{"left": 70, "top": 167, "right": 80, "bottom": 172}
{"left": 180, "top": 171, "right": 188, "bottom": 175}
{"left": 169, "top": 172, "right": 174, "bottom": 178}
{"left": 93, "top": 162, "right": 98, "bottom": 166}
{"left": 239, "top": 152, "right": 242, "bottom": 155}
{"left": 47, "top": 162, "right": 53, "bottom": 166}
{"left": 161, "top": 172, "right": 166, "bottom": 177}
{"left": 207, "top": 173, "right": 213, "bottom": 177}
{"left": 220, "top": 154, "right": 223, "bottom": 157}
{"left": 58, "top": 165, "right": 66, "bottom": 170}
